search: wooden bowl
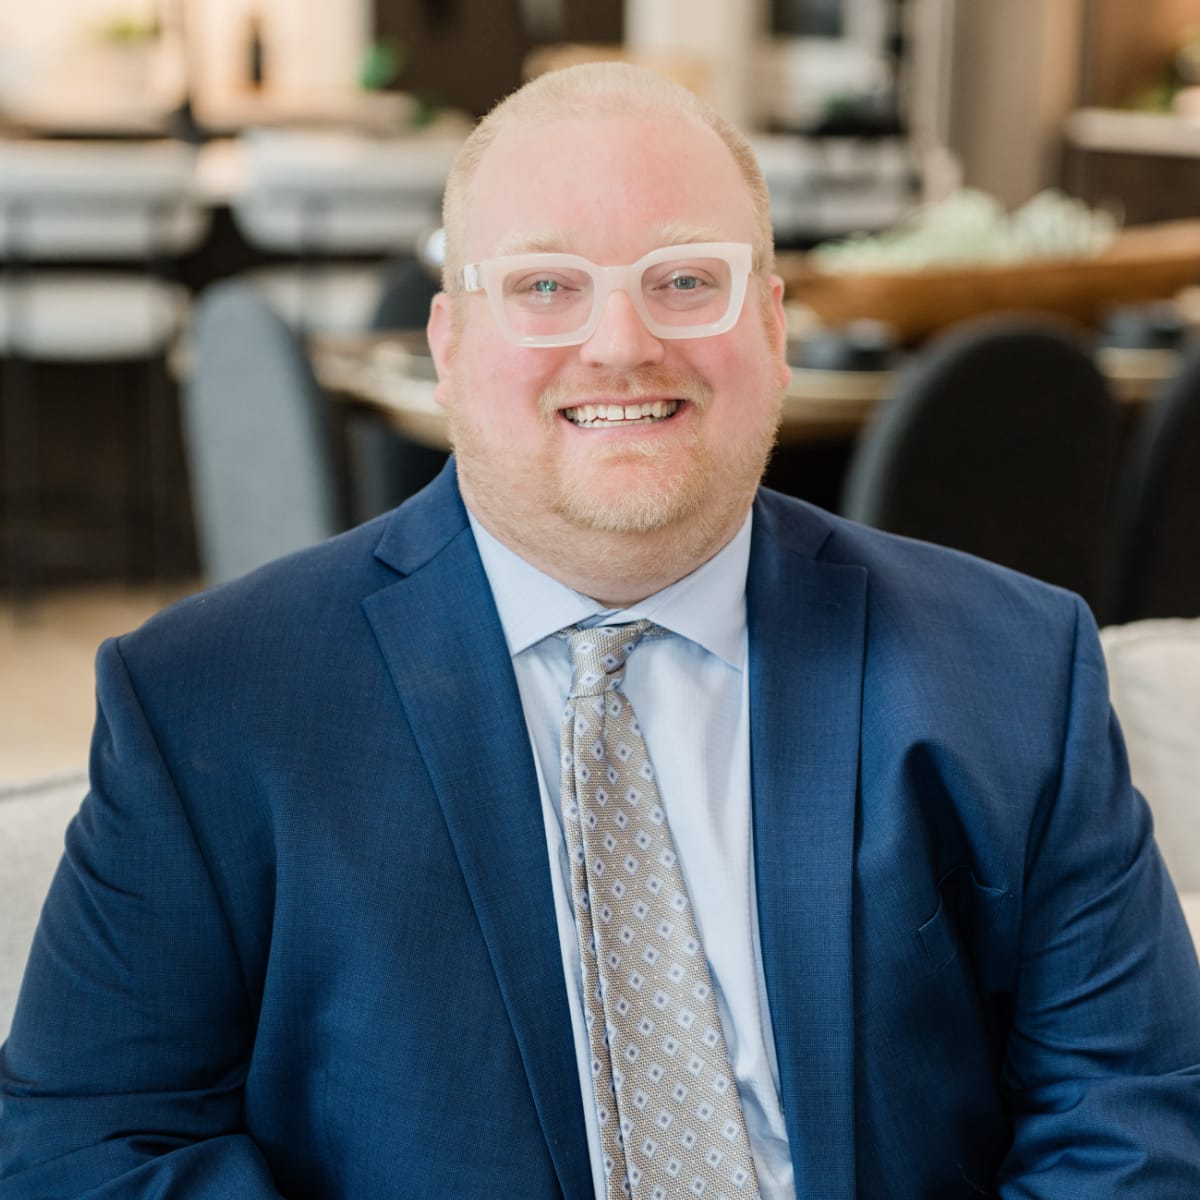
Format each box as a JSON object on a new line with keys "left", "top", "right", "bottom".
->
{"left": 778, "top": 220, "right": 1200, "bottom": 342}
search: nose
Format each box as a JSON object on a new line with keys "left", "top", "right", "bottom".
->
{"left": 578, "top": 287, "right": 665, "bottom": 369}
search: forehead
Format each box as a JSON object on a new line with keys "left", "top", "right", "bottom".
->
{"left": 464, "top": 111, "right": 756, "bottom": 262}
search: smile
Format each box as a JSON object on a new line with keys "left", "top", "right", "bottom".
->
{"left": 562, "top": 400, "right": 682, "bottom": 427}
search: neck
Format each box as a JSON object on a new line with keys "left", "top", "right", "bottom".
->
{"left": 462, "top": 485, "right": 752, "bottom": 608}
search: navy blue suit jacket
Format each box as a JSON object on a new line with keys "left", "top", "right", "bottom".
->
{"left": 3, "top": 464, "right": 1200, "bottom": 1197}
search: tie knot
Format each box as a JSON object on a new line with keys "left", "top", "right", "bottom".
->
{"left": 561, "top": 620, "right": 656, "bottom": 697}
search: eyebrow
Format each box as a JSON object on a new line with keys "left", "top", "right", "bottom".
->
{"left": 489, "top": 222, "right": 728, "bottom": 259}
{"left": 654, "top": 221, "right": 726, "bottom": 247}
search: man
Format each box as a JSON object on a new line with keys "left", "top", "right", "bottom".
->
{"left": 3, "top": 63, "right": 1199, "bottom": 1199}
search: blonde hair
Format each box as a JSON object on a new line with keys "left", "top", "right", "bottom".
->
{"left": 440, "top": 62, "right": 775, "bottom": 289}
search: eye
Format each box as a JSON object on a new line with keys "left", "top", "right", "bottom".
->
{"left": 511, "top": 274, "right": 567, "bottom": 296}
{"left": 504, "top": 270, "right": 588, "bottom": 305}
{"left": 646, "top": 264, "right": 720, "bottom": 295}
{"left": 643, "top": 260, "right": 726, "bottom": 311}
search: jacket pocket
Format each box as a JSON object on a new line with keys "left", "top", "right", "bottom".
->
{"left": 917, "top": 864, "right": 1009, "bottom": 972}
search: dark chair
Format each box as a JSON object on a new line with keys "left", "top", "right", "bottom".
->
{"left": 343, "top": 255, "right": 447, "bottom": 522}
{"left": 370, "top": 255, "right": 441, "bottom": 330}
{"left": 181, "top": 281, "right": 342, "bottom": 584}
{"left": 1106, "top": 339, "right": 1200, "bottom": 623}
{"left": 840, "top": 316, "right": 1120, "bottom": 612}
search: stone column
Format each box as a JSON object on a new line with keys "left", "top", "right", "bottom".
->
{"left": 623, "top": 0, "right": 766, "bottom": 129}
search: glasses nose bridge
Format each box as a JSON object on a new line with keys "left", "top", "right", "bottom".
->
{"left": 579, "top": 260, "right": 664, "bottom": 361}
{"left": 589, "top": 260, "right": 648, "bottom": 327}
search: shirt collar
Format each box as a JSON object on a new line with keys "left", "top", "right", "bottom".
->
{"left": 468, "top": 510, "right": 751, "bottom": 670}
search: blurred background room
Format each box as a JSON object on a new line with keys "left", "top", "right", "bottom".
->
{"left": 3, "top": 0, "right": 1200, "bottom": 1027}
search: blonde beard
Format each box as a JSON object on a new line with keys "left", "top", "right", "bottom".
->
{"left": 448, "top": 364, "right": 778, "bottom": 530}
{"left": 552, "top": 436, "right": 709, "bottom": 533}
{"left": 546, "top": 412, "right": 776, "bottom": 537}
{"left": 539, "top": 366, "right": 716, "bottom": 535}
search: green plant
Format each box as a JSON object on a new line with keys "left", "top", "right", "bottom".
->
{"left": 98, "top": 15, "right": 159, "bottom": 42}
{"left": 359, "top": 39, "right": 405, "bottom": 91}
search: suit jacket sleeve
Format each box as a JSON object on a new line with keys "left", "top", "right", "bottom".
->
{"left": 996, "top": 595, "right": 1200, "bottom": 1193}
{"left": 0, "top": 637, "right": 285, "bottom": 1198}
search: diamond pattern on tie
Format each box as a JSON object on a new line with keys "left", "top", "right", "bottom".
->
{"left": 559, "top": 622, "right": 760, "bottom": 1200}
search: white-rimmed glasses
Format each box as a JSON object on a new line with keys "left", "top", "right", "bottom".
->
{"left": 458, "top": 242, "right": 753, "bottom": 348}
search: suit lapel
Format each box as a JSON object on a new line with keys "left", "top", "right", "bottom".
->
{"left": 362, "top": 470, "right": 592, "bottom": 1199}
{"left": 747, "top": 492, "right": 866, "bottom": 1200}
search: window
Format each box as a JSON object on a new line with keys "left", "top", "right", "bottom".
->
{"left": 771, "top": 0, "right": 845, "bottom": 39}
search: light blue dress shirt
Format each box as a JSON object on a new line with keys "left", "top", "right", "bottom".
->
{"left": 469, "top": 511, "right": 795, "bottom": 1199}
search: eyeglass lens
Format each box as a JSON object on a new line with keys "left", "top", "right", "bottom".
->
{"left": 500, "top": 254, "right": 735, "bottom": 340}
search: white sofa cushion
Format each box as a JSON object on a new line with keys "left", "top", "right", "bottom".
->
{"left": 0, "top": 775, "right": 82, "bottom": 1040}
{"left": 1101, "top": 617, "right": 1200, "bottom": 894}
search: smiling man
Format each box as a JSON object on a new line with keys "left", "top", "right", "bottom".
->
{"left": 429, "top": 78, "right": 790, "bottom": 606}
{"left": 3, "top": 64, "right": 1200, "bottom": 1200}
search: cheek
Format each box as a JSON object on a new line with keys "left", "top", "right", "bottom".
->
{"left": 700, "top": 334, "right": 779, "bottom": 406}
{"left": 448, "top": 343, "right": 561, "bottom": 448}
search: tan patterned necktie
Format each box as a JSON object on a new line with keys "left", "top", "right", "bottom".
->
{"left": 558, "top": 621, "right": 760, "bottom": 1200}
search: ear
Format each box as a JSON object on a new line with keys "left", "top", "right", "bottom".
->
{"left": 427, "top": 291, "right": 456, "bottom": 409}
{"left": 767, "top": 274, "right": 792, "bottom": 391}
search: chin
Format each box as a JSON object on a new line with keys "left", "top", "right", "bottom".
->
{"left": 552, "top": 457, "right": 714, "bottom": 535}
{"left": 556, "top": 489, "right": 694, "bottom": 535}
{"left": 556, "top": 423, "right": 777, "bottom": 536}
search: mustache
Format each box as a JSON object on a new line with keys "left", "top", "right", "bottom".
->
{"left": 539, "top": 368, "right": 713, "bottom": 416}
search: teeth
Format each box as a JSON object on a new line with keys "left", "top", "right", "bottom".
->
{"left": 564, "top": 400, "right": 681, "bottom": 426}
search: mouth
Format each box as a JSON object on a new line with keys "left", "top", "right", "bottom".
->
{"left": 562, "top": 399, "right": 683, "bottom": 428}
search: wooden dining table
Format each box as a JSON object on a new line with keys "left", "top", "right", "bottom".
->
{"left": 311, "top": 328, "right": 1172, "bottom": 453}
